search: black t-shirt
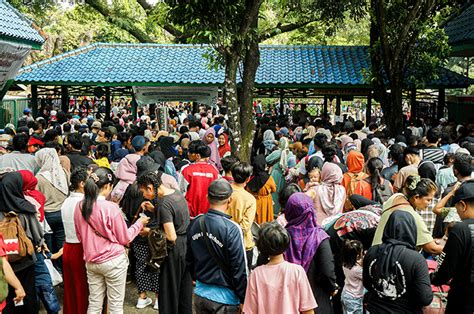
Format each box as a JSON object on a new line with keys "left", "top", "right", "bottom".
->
{"left": 157, "top": 190, "right": 190, "bottom": 235}
{"left": 66, "top": 151, "right": 93, "bottom": 172}
{"left": 432, "top": 219, "right": 474, "bottom": 313}
{"left": 363, "top": 247, "right": 433, "bottom": 313}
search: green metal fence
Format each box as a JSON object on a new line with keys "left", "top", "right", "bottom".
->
{"left": 0, "top": 98, "right": 29, "bottom": 128}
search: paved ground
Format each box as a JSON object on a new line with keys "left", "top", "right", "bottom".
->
{"left": 40, "top": 281, "right": 160, "bottom": 313}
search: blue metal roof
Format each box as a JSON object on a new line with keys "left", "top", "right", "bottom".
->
{"left": 445, "top": 4, "right": 474, "bottom": 45}
{"left": 15, "top": 43, "right": 472, "bottom": 88}
{"left": 0, "top": 0, "right": 44, "bottom": 46}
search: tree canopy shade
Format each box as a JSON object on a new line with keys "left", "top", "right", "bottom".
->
{"left": 369, "top": 0, "right": 466, "bottom": 135}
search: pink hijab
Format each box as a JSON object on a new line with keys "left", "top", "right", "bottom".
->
{"left": 115, "top": 154, "right": 141, "bottom": 184}
{"left": 203, "top": 128, "right": 222, "bottom": 171}
{"left": 316, "top": 162, "right": 346, "bottom": 217}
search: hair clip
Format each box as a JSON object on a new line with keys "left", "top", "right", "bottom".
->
{"left": 107, "top": 174, "right": 113, "bottom": 182}
{"left": 408, "top": 175, "right": 421, "bottom": 190}
{"left": 90, "top": 173, "right": 100, "bottom": 183}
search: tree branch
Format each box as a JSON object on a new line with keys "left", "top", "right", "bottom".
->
{"left": 259, "top": 20, "right": 314, "bottom": 41}
{"left": 84, "top": 0, "right": 155, "bottom": 43}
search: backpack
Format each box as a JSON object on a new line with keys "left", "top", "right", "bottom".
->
{"left": 344, "top": 172, "right": 366, "bottom": 211}
{"left": 0, "top": 212, "right": 34, "bottom": 263}
{"left": 146, "top": 227, "right": 170, "bottom": 273}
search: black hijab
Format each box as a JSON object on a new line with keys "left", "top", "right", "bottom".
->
{"left": 0, "top": 172, "right": 36, "bottom": 214}
{"left": 159, "top": 136, "right": 177, "bottom": 159}
{"left": 247, "top": 154, "right": 270, "bottom": 193}
{"left": 418, "top": 161, "right": 437, "bottom": 182}
{"left": 372, "top": 210, "right": 417, "bottom": 296}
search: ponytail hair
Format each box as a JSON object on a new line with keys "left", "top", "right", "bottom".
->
{"left": 136, "top": 171, "right": 163, "bottom": 205}
{"left": 81, "top": 167, "right": 116, "bottom": 222}
{"left": 367, "top": 157, "right": 384, "bottom": 203}
{"left": 402, "top": 175, "right": 437, "bottom": 201}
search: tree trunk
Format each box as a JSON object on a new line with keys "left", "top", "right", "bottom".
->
{"left": 238, "top": 40, "right": 260, "bottom": 162}
{"left": 223, "top": 54, "right": 242, "bottom": 157}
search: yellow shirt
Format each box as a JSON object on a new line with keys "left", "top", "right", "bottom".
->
{"left": 94, "top": 157, "right": 111, "bottom": 169}
{"left": 227, "top": 185, "right": 257, "bottom": 250}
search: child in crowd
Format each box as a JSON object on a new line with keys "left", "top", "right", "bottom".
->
{"left": 341, "top": 240, "right": 364, "bottom": 314}
{"left": 221, "top": 155, "right": 239, "bottom": 183}
{"left": 243, "top": 222, "right": 317, "bottom": 314}
{"left": 35, "top": 247, "right": 63, "bottom": 314}
{"left": 94, "top": 143, "right": 111, "bottom": 169}
{"left": 304, "top": 167, "right": 321, "bottom": 191}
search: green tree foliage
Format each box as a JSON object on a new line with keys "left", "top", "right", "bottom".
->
{"left": 369, "top": 0, "right": 461, "bottom": 135}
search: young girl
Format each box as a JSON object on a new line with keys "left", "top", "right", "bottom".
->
{"left": 243, "top": 222, "right": 317, "bottom": 313}
{"left": 74, "top": 167, "right": 149, "bottom": 313}
{"left": 341, "top": 240, "right": 364, "bottom": 314}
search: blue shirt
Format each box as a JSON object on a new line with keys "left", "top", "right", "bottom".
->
{"left": 194, "top": 280, "right": 240, "bottom": 305}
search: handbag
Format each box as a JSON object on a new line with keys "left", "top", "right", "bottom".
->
{"left": 0, "top": 212, "right": 34, "bottom": 262}
{"left": 44, "top": 259, "right": 63, "bottom": 286}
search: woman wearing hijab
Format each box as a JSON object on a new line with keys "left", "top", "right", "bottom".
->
{"left": 159, "top": 136, "right": 179, "bottom": 180}
{"left": 110, "top": 153, "right": 141, "bottom": 204}
{"left": 262, "top": 129, "right": 277, "bottom": 155}
{"left": 0, "top": 171, "right": 44, "bottom": 313}
{"left": 217, "top": 133, "right": 231, "bottom": 159}
{"left": 363, "top": 210, "right": 433, "bottom": 313}
{"left": 266, "top": 137, "right": 291, "bottom": 215}
{"left": 417, "top": 160, "right": 439, "bottom": 235}
{"left": 341, "top": 150, "right": 368, "bottom": 211}
{"left": 304, "top": 125, "right": 316, "bottom": 141}
{"left": 202, "top": 128, "right": 222, "bottom": 171}
{"left": 247, "top": 155, "right": 276, "bottom": 224}
{"left": 306, "top": 162, "right": 346, "bottom": 224}
{"left": 35, "top": 147, "right": 70, "bottom": 258}
{"left": 19, "top": 170, "right": 46, "bottom": 223}
{"left": 284, "top": 193, "right": 337, "bottom": 313}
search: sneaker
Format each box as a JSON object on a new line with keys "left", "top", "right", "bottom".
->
{"left": 153, "top": 299, "right": 159, "bottom": 310}
{"left": 136, "top": 297, "right": 152, "bottom": 309}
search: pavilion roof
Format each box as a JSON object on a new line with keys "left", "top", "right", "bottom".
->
{"left": 15, "top": 43, "right": 472, "bottom": 89}
{"left": 0, "top": 0, "right": 44, "bottom": 47}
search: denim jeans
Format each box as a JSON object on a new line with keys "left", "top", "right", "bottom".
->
{"left": 341, "top": 290, "right": 363, "bottom": 314}
{"left": 44, "top": 211, "right": 65, "bottom": 270}
{"left": 36, "top": 284, "right": 61, "bottom": 314}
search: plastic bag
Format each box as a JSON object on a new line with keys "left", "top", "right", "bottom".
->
{"left": 44, "top": 259, "right": 63, "bottom": 286}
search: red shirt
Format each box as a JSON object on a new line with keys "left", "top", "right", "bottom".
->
{"left": 181, "top": 161, "right": 219, "bottom": 217}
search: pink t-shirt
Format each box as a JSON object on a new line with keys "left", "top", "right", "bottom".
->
{"left": 243, "top": 261, "right": 317, "bottom": 314}
{"left": 342, "top": 264, "right": 364, "bottom": 298}
{"left": 74, "top": 196, "right": 143, "bottom": 264}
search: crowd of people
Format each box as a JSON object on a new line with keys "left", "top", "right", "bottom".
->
{"left": 0, "top": 103, "right": 472, "bottom": 314}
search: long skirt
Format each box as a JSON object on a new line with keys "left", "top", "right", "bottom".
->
{"left": 63, "top": 242, "right": 89, "bottom": 314}
{"left": 133, "top": 239, "right": 160, "bottom": 293}
{"left": 159, "top": 235, "right": 192, "bottom": 314}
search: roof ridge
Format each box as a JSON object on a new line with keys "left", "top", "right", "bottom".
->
{"left": 19, "top": 43, "right": 101, "bottom": 74}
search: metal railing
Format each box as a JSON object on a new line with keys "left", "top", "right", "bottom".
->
{"left": 0, "top": 99, "right": 29, "bottom": 128}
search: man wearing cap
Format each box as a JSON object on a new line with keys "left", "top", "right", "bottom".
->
{"left": 89, "top": 121, "right": 101, "bottom": 142}
{"left": 432, "top": 180, "right": 474, "bottom": 313}
{"left": 131, "top": 135, "right": 150, "bottom": 156}
{"left": 187, "top": 179, "right": 247, "bottom": 313}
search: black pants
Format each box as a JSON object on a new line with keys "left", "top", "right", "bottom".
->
{"left": 349, "top": 194, "right": 377, "bottom": 210}
{"left": 4, "top": 264, "right": 39, "bottom": 314}
{"left": 159, "top": 236, "right": 193, "bottom": 314}
{"left": 193, "top": 295, "right": 239, "bottom": 314}
{"left": 246, "top": 249, "right": 254, "bottom": 271}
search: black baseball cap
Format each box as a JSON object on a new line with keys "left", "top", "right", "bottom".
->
{"left": 452, "top": 180, "right": 474, "bottom": 205}
{"left": 208, "top": 179, "right": 233, "bottom": 200}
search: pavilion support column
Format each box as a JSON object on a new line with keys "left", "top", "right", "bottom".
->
{"left": 437, "top": 88, "right": 445, "bottom": 121}
{"left": 335, "top": 95, "right": 341, "bottom": 116}
{"left": 366, "top": 94, "right": 372, "bottom": 126}
{"left": 323, "top": 96, "right": 328, "bottom": 118}
{"left": 410, "top": 89, "right": 417, "bottom": 120}
{"left": 61, "top": 86, "right": 69, "bottom": 113}
{"left": 279, "top": 91, "right": 284, "bottom": 115}
{"left": 105, "top": 87, "right": 111, "bottom": 121}
{"left": 149, "top": 103, "right": 156, "bottom": 119}
{"left": 131, "top": 94, "right": 138, "bottom": 122}
{"left": 31, "top": 85, "right": 38, "bottom": 118}
{"left": 192, "top": 102, "right": 198, "bottom": 114}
